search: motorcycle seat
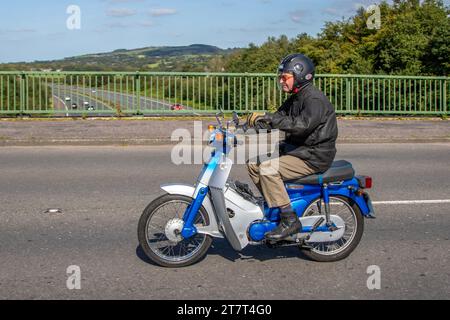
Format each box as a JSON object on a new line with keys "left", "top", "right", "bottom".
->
{"left": 286, "top": 160, "right": 355, "bottom": 185}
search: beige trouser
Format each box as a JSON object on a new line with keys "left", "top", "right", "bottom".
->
{"left": 247, "top": 155, "right": 318, "bottom": 208}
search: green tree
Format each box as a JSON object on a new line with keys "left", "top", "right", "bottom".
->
{"left": 225, "top": 0, "right": 449, "bottom": 76}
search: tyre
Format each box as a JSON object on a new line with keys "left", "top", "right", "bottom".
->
{"left": 137, "top": 194, "right": 213, "bottom": 268}
{"left": 300, "top": 196, "right": 364, "bottom": 262}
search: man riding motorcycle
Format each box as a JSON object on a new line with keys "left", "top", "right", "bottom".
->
{"left": 246, "top": 53, "right": 338, "bottom": 241}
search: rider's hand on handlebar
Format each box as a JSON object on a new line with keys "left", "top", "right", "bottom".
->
{"left": 246, "top": 112, "right": 272, "bottom": 131}
{"left": 255, "top": 118, "right": 272, "bottom": 131}
{"left": 246, "top": 112, "right": 267, "bottom": 128}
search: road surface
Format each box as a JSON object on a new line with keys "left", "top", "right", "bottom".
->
{"left": 0, "top": 143, "right": 449, "bottom": 299}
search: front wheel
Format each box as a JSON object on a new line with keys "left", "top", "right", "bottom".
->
{"left": 137, "top": 194, "right": 212, "bottom": 268}
{"left": 300, "top": 196, "right": 364, "bottom": 262}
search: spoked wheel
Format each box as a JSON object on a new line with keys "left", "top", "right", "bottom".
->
{"left": 137, "top": 194, "right": 212, "bottom": 268}
{"left": 300, "top": 196, "right": 364, "bottom": 262}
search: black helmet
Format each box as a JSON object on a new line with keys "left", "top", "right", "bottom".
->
{"left": 278, "top": 53, "right": 315, "bottom": 89}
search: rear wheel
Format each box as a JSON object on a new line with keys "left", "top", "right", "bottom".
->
{"left": 300, "top": 196, "right": 364, "bottom": 262}
{"left": 137, "top": 194, "right": 212, "bottom": 268}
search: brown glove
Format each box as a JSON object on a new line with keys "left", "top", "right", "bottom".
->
{"left": 246, "top": 112, "right": 266, "bottom": 128}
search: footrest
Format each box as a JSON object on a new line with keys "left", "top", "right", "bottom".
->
{"left": 231, "top": 180, "right": 259, "bottom": 202}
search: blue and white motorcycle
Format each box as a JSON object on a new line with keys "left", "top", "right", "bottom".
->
{"left": 138, "top": 112, "right": 375, "bottom": 268}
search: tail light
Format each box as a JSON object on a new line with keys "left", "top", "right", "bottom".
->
{"left": 357, "top": 176, "right": 373, "bottom": 189}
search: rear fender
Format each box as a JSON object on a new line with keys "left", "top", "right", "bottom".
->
{"left": 328, "top": 184, "right": 373, "bottom": 217}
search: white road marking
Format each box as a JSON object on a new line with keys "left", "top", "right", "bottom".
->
{"left": 372, "top": 200, "right": 450, "bottom": 205}
{"left": 53, "top": 94, "right": 68, "bottom": 117}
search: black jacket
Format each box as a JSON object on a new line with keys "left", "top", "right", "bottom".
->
{"left": 268, "top": 83, "right": 338, "bottom": 172}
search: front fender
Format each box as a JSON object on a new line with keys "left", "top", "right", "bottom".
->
{"left": 160, "top": 184, "right": 223, "bottom": 238}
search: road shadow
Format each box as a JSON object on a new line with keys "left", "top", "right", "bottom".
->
{"left": 136, "top": 245, "right": 160, "bottom": 267}
{"left": 207, "top": 238, "right": 311, "bottom": 263}
{"left": 136, "top": 238, "right": 311, "bottom": 267}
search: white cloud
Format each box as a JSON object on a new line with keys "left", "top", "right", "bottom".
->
{"left": 107, "top": 0, "right": 144, "bottom": 3}
{"left": 290, "top": 10, "right": 307, "bottom": 24}
{"left": 106, "top": 8, "right": 137, "bottom": 17}
{"left": 322, "top": 0, "right": 379, "bottom": 18}
{"left": 105, "top": 22, "right": 131, "bottom": 28}
{"left": 322, "top": 7, "right": 343, "bottom": 17}
{"left": 149, "top": 8, "right": 177, "bottom": 17}
{"left": 138, "top": 21, "right": 154, "bottom": 27}
{"left": 4, "top": 28, "right": 37, "bottom": 33}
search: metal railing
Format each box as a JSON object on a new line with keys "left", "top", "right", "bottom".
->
{"left": 0, "top": 71, "right": 448, "bottom": 116}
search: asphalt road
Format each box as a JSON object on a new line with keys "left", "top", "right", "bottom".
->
{"left": 51, "top": 85, "right": 115, "bottom": 117}
{"left": 0, "top": 143, "right": 449, "bottom": 300}
{"left": 89, "top": 88, "right": 177, "bottom": 111}
{"left": 51, "top": 85, "right": 187, "bottom": 116}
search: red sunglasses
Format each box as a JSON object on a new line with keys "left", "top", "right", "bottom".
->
{"left": 278, "top": 74, "right": 294, "bottom": 82}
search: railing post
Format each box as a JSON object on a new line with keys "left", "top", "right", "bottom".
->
{"left": 20, "top": 72, "right": 26, "bottom": 115}
{"left": 135, "top": 72, "right": 141, "bottom": 115}
{"left": 444, "top": 78, "right": 448, "bottom": 116}
{"left": 346, "top": 77, "right": 351, "bottom": 113}
{"left": 245, "top": 74, "right": 248, "bottom": 111}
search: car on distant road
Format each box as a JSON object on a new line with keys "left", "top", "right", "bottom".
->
{"left": 65, "top": 97, "right": 71, "bottom": 102}
{"left": 83, "top": 101, "right": 96, "bottom": 111}
{"left": 171, "top": 104, "right": 184, "bottom": 111}
{"left": 71, "top": 103, "right": 78, "bottom": 109}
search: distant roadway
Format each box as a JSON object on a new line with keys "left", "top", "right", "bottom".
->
{"left": 50, "top": 84, "right": 191, "bottom": 116}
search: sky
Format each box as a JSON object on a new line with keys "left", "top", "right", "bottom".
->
{"left": 0, "top": 0, "right": 408, "bottom": 63}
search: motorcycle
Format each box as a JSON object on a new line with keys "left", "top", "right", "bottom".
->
{"left": 138, "top": 111, "right": 375, "bottom": 268}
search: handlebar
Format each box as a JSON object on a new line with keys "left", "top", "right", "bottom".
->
{"left": 213, "top": 111, "right": 269, "bottom": 135}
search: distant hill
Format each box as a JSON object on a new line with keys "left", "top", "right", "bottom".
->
{"left": 75, "top": 44, "right": 225, "bottom": 59}
{"left": 0, "top": 44, "right": 240, "bottom": 72}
